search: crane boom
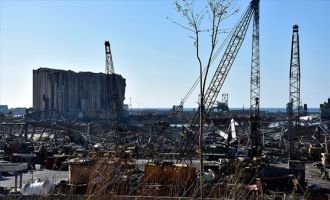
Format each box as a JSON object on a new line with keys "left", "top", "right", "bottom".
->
{"left": 190, "top": 4, "right": 254, "bottom": 132}
{"left": 178, "top": 2, "right": 256, "bottom": 154}
{"left": 168, "top": 27, "right": 234, "bottom": 124}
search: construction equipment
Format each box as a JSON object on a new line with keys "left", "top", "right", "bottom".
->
{"left": 249, "top": 0, "right": 261, "bottom": 158}
{"left": 105, "top": 41, "right": 115, "bottom": 75}
{"left": 156, "top": 0, "right": 261, "bottom": 159}
{"left": 104, "top": 41, "right": 122, "bottom": 121}
{"left": 287, "top": 25, "right": 301, "bottom": 159}
{"left": 289, "top": 25, "right": 301, "bottom": 117}
{"left": 181, "top": 0, "right": 260, "bottom": 155}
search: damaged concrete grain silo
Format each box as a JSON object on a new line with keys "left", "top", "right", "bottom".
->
{"left": 33, "top": 68, "right": 126, "bottom": 120}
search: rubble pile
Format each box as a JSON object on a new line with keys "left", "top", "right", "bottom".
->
{"left": 0, "top": 108, "right": 329, "bottom": 199}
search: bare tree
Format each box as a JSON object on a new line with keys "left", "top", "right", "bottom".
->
{"left": 170, "top": 0, "right": 238, "bottom": 198}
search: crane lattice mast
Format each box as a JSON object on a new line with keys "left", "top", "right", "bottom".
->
{"left": 250, "top": 0, "right": 261, "bottom": 158}
{"left": 104, "top": 41, "right": 121, "bottom": 121}
{"left": 288, "top": 25, "right": 301, "bottom": 159}
{"left": 105, "top": 41, "right": 115, "bottom": 74}
{"left": 289, "top": 25, "right": 301, "bottom": 118}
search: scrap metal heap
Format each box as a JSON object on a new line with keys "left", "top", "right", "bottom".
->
{"left": 1, "top": 106, "right": 329, "bottom": 198}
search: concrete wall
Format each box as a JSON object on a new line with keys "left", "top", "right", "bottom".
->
{"left": 33, "top": 68, "right": 125, "bottom": 120}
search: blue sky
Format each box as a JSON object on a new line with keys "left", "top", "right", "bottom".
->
{"left": 0, "top": 0, "right": 329, "bottom": 109}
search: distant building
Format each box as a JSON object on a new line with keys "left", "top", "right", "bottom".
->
{"left": 215, "top": 102, "right": 229, "bottom": 112}
{"left": 0, "top": 105, "right": 9, "bottom": 114}
{"left": 33, "top": 68, "right": 126, "bottom": 120}
{"left": 10, "top": 107, "right": 26, "bottom": 117}
{"left": 0, "top": 105, "right": 26, "bottom": 117}
{"left": 320, "top": 98, "right": 330, "bottom": 121}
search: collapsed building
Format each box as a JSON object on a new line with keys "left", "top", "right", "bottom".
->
{"left": 33, "top": 68, "right": 126, "bottom": 120}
